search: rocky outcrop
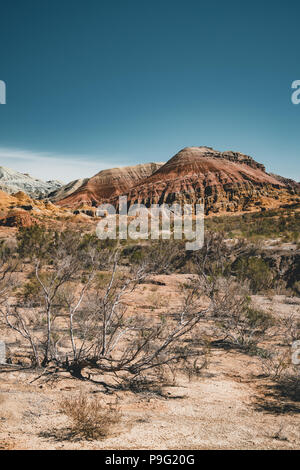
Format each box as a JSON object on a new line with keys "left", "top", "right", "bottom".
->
{"left": 0, "top": 209, "right": 36, "bottom": 228}
{"left": 0, "top": 190, "right": 71, "bottom": 222}
{"left": 0, "top": 167, "right": 62, "bottom": 198}
{"left": 112, "top": 147, "right": 299, "bottom": 214}
{"left": 56, "top": 163, "right": 164, "bottom": 208}
{"left": 269, "top": 173, "right": 300, "bottom": 194}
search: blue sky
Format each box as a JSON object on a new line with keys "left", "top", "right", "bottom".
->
{"left": 0, "top": 0, "right": 299, "bottom": 182}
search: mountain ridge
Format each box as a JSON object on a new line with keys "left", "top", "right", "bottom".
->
{"left": 55, "top": 162, "right": 164, "bottom": 208}
{"left": 1, "top": 146, "right": 299, "bottom": 216}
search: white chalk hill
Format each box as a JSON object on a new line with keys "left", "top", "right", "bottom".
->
{"left": 0, "top": 166, "right": 62, "bottom": 198}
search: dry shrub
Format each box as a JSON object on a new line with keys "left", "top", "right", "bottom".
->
{"left": 261, "top": 350, "right": 300, "bottom": 402}
{"left": 59, "top": 393, "right": 120, "bottom": 440}
{"left": 0, "top": 394, "right": 7, "bottom": 431}
{"left": 261, "top": 350, "right": 292, "bottom": 381}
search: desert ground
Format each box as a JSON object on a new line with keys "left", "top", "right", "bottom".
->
{"left": 0, "top": 201, "right": 299, "bottom": 451}
{"left": 0, "top": 269, "right": 299, "bottom": 450}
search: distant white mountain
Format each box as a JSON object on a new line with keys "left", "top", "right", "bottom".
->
{"left": 0, "top": 166, "right": 62, "bottom": 198}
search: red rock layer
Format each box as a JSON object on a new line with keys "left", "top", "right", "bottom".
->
{"left": 110, "top": 147, "right": 298, "bottom": 214}
{"left": 56, "top": 163, "right": 163, "bottom": 209}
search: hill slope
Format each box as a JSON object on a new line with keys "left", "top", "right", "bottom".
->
{"left": 48, "top": 178, "right": 89, "bottom": 202}
{"left": 56, "top": 162, "right": 164, "bottom": 208}
{"left": 111, "top": 147, "right": 299, "bottom": 214}
{"left": 0, "top": 167, "right": 62, "bottom": 198}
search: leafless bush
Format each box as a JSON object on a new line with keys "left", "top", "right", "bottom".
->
{"left": 2, "top": 231, "right": 276, "bottom": 390}
{"left": 189, "top": 272, "right": 275, "bottom": 352}
{"left": 1, "top": 234, "right": 111, "bottom": 367}
{"left": 279, "top": 313, "right": 300, "bottom": 345}
{"left": 189, "top": 234, "right": 275, "bottom": 351}
{"left": 261, "top": 348, "right": 300, "bottom": 403}
{"left": 59, "top": 393, "right": 120, "bottom": 440}
{"left": 261, "top": 350, "right": 292, "bottom": 381}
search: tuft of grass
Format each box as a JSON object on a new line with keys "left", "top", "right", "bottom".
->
{"left": 59, "top": 393, "right": 121, "bottom": 440}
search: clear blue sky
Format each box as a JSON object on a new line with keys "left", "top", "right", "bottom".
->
{"left": 0, "top": 0, "right": 299, "bottom": 181}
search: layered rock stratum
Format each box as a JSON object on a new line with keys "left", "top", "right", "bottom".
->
{"left": 110, "top": 147, "right": 299, "bottom": 214}
{"left": 56, "top": 163, "right": 164, "bottom": 208}
{"left": 1, "top": 146, "right": 299, "bottom": 219}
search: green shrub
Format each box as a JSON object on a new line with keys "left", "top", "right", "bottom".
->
{"left": 233, "top": 256, "right": 274, "bottom": 293}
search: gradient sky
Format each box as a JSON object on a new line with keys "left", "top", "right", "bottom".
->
{"left": 0, "top": 0, "right": 299, "bottom": 182}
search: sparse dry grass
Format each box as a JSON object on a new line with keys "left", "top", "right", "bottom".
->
{"left": 58, "top": 393, "right": 121, "bottom": 440}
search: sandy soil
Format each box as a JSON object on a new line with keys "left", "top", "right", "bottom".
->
{"left": 0, "top": 275, "right": 299, "bottom": 450}
{"left": 0, "top": 349, "right": 299, "bottom": 450}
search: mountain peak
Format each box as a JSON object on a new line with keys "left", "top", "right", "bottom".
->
{"left": 109, "top": 146, "right": 298, "bottom": 214}
{"left": 165, "top": 146, "right": 266, "bottom": 172}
